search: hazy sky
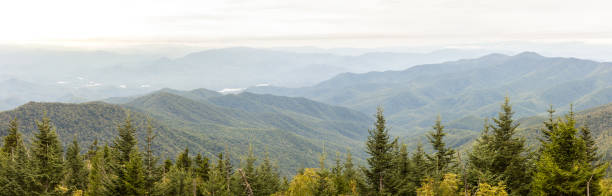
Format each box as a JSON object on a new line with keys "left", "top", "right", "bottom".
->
{"left": 2, "top": 0, "right": 612, "bottom": 49}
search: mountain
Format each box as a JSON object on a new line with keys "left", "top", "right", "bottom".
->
{"left": 0, "top": 46, "right": 502, "bottom": 111}
{"left": 122, "top": 89, "right": 372, "bottom": 174}
{"left": 0, "top": 88, "right": 371, "bottom": 175}
{"left": 248, "top": 52, "right": 612, "bottom": 137}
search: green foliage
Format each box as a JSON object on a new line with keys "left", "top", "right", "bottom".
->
{"left": 64, "top": 136, "right": 89, "bottom": 193}
{"left": 532, "top": 109, "right": 608, "bottom": 195}
{"left": 363, "top": 107, "right": 396, "bottom": 194}
{"left": 426, "top": 116, "right": 456, "bottom": 180}
{"left": 468, "top": 98, "right": 532, "bottom": 195}
{"left": 31, "top": 114, "right": 64, "bottom": 194}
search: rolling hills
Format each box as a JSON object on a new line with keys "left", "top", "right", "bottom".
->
{"left": 0, "top": 89, "right": 372, "bottom": 175}
{"left": 249, "top": 52, "right": 612, "bottom": 138}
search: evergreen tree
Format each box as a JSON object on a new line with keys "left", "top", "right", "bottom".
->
{"left": 113, "top": 113, "right": 138, "bottom": 164}
{"left": 426, "top": 116, "right": 455, "bottom": 180}
{"left": 469, "top": 98, "right": 531, "bottom": 195}
{"left": 392, "top": 143, "right": 417, "bottom": 196}
{"left": 194, "top": 153, "right": 210, "bottom": 181}
{"left": 363, "top": 106, "right": 396, "bottom": 194}
{"left": 65, "top": 136, "right": 89, "bottom": 193}
{"left": 254, "top": 151, "right": 281, "bottom": 196}
{"left": 467, "top": 119, "right": 497, "bottom": 188}
{"left": 580, "top": 125, "right": 601, "bottom": 165}
{"left": 532, "top": 109, "right": 607, "bottom": 195}
{"left": 2, "top": 117, "right": 21, "bottom": 157}
{"left": 154, "top": 166, "right": 195, "bottom": 196}
{"left": 31, "top": 114, "right": 64, "bottom": 194}
{"left": 123, "top": 151, "right": 146, "bottom": 196}
{"left": 411, "top": 141, "right": 427, "bottom": 187}
{"left": 143, "top": 120, "right": 160, "bottom": 196}
{"left": 87, "top": 138, "right": 99, "bottom": 160}
{"left": 176, "top": 147, "right": 192, "bottom": 171}
{"left": 86, "top": 149, "right": 108, "bottom": 196}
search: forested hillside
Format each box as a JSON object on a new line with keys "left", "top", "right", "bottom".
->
{"left": 1, "top": 97, "right": 611, "bottom": 195}
{"left": 249, "top": 52, "right": 612, "bottom": 136}
{"left": 0, "top": 89, "right": 371, "bottom": 176}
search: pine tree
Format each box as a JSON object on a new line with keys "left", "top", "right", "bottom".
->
{"left": 123, "top": 151, "right": 146, "bottom": 196}
{"left": 194, "top": 153, "right": 210, "bottom": 181}
{"left": 86, "top": 149, "right": 108, "bottom": 196}
{"left": 65, "top": 136, "right": 89, "bottom": 193}
{"left": 143, "top": 120, "right": 160, "bottom": 196}
{"left": 531, "top": 109, "right": 607, "bottom": 195}
{"left": 467, "top": 119, "right": 497, "bottom": 187}
{"left": 392, "top": 143, "right": 417, "bottom": 195}
{"left": 87, "top": 138, "right": 99, "bottom": 160}
{"left": 113, "top": 113, "right": 138, "bottom": 165}
{"left": 411, "top": 141, "right": 427, "bottom": 187}
{"left": 254, "top": 151, "right": 281, "bottom": 196}
{"left": 363, "top": 106, "right": 396, "bottom": 194}
{"left": 176, "top": 147, "right": 192, "bottom": 171}
{"left": 426, "top": 116, "right": 455, "bottom": 180}
{"left": 580, "top": 125, "right": 601, "bottom": 165}
{"left": 472, "top": 98, "right": 531, "bottom": 195}
{"left": 2, "top": 117, "right": 21, "bottom": 158}
{"left": 31, "top": 114, "right": 64, "bottom": 194}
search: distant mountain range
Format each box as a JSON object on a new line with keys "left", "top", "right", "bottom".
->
{"left": 0, "top": 88, "right": 372, "bottom": 175}
{"left": 0, "top": 47, "right": 504, "bottom": 111}
{"left": 249, "top": 52, "right": 612, "bottom": 137}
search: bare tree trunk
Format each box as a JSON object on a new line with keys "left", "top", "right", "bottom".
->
{"left": 238, "top": 168, "right": 254, "bottom": 196}
{"left": 379, "top": 175, "right": 384, "bottom": 193}
{"left": 587, "top": 174, "right": 594, "bottom": 196}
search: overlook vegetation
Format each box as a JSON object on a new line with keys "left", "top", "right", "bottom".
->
{"left": 1, "top": 97, "right": 612, "bottom": 195}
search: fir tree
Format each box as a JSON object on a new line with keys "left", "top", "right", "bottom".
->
{"left": 176, "top": 147, "right": 192, "bottom": 171}
{"left": 86, "top": 149, "right": 108, "bottom": 196}
{"left": 531, "top": 109, "right": 607, "bottom": 195}
{"left": 254, "top": 151, "right": 281, "bottom": 196}
{"left": 143, "top": 120, "right": 160, "bottom": 196}
{"left": 194, "top": 153, "right": 210, "bottom": 181}
{"left": 64, "top": 136, "right": 89, "bottom": 193}
{"left": 123, "top": 151, "right": 146, "bottom": 196}
{"left": 31, "top": 114, "right": 64, "bottom": 194}
{"left": 411, "top": 141, "right": 427, "bottom": 187}
{"left": 486, "top": 98, "right": 531, "bottom": 195}
{"left": 113, "top": 113, "right": 138, "bottom": 165}
{"left": 392, "top": 143, "right": 416, "bottom": 196}
{"left": 426, "top": 116, "right": 455, "bottom": 180}
{"left": 363, "top": 106, "right": 396, "bottom": 194}
{"left": 2, "top": 117, "right": 21, "bottom": 158}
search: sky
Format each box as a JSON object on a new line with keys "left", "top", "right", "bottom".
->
{"left": 1, "top": 0, "right": 612, "bottom": 49}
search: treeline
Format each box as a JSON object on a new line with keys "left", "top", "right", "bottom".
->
{"left": 1, "top": 98, "right": 612, "bottom": 196}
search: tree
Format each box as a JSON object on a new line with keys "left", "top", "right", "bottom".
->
{"left": 468, "top": 98, "right": 531, "bottom": 195}
{"left": 392, "top": 143, "right": 416, "bottom": 196}
{"left": 412, "top": 141, "right": 427, "bottom": 187}
{"left": 363, "top": 106, "right": 396, "bottom": 194}
{"left": 31, "top": 114, "right": 64, "bottom": 194}
{"left": 176, "top": 148, "right": 192, "bottom": 171}
{"left": 254, "top": 151, "right": 281, "bottom": 196}
{"left": 426, "top": 116, "right": 455, "bottom": 180}
{"left": 2, "top": 117, "right": 22, "bottom": 157}
{"left": 113, "top": 113, "right": 138, "bottom": 164}
{"left": 532, "top": 109, "right": 607, "bottom": 195}
{"left": 194, "top": 153, "right": 210, "bottom": 181}
{"left": 123, "top": 151, "right": 146, "bottom": 196}
{"left": 467, "top": 118, "right": 497, "bottom": 186}
{"left": 65, "top": 136, "right": 89, "bottom": 193}
{"left": 86, "top": 149, "right": 108, "bottom": 196}
{"left": 143, "top": 120, "right": 160, "bottom": 196}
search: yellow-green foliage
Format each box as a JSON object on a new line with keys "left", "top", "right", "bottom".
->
{"left": 416, "top": 178, "right": 435, "bottom": 196}
{"left": 601, "top": 178, "right": 612, "bottom": 196}
{"left": 475, "top": 182, "right": 508, "bottom": 196}
{"left": 280, "top": 168, "right": 319, "bottom": 196}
